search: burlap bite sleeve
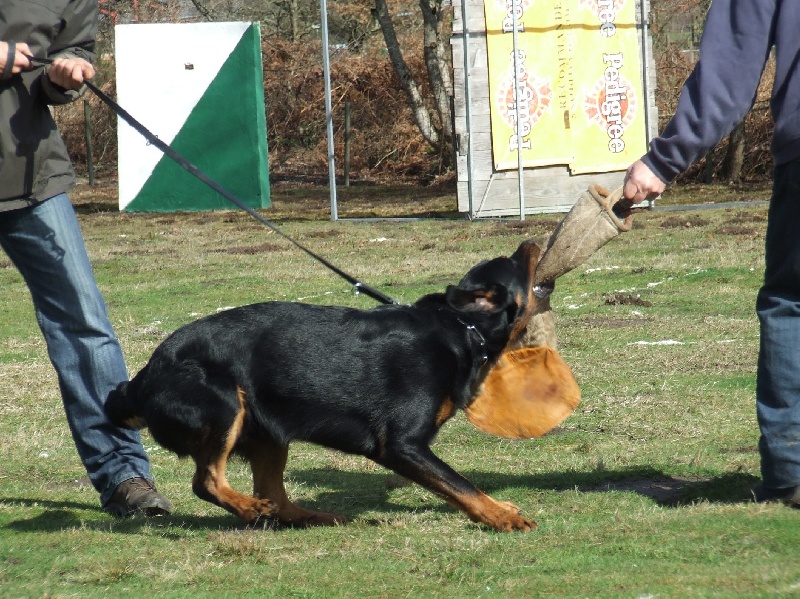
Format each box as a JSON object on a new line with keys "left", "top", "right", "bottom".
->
{"left": 533, "top": 185, "right": 632, "bottom": 287}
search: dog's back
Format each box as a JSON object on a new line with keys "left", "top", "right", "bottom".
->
{"left": 109, "top": 296, "right": 505, "bottom": 454}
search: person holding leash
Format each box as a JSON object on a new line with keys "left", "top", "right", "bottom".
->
{"left": 0, "top": 1, "right": 172, "bottom": 516}
{"left": 624, "top": 0, "right": 800, "bottom": 507}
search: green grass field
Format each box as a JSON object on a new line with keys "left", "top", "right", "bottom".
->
{"left": 0, "top": 180, "right": 797, "bottom": 598}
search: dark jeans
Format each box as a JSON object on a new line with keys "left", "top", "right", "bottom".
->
{"left": 757, "top": 158, "right": 800, "bottom": 490}
{"left": 0, "top": 193, "right": 153, "bottom": 505}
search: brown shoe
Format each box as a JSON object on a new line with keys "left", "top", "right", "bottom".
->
{"left": 105, "top": 477, "right": 173, "bottom": 517}
{"left": 752, "top": 484, "right": 800, "bottom": 508}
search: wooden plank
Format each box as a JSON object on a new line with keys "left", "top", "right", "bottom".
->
{"left": 452, "top": 0, "right": 657, "bottom": 216}
{"left": 460, "top": 170, "right": 628, "bottom": 216}
{"left": 452, "top": 0, "right": 488, "bottom": 34}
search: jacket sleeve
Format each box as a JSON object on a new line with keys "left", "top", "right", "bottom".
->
{"left": 40, "top": 0, "right": 99, "bottom": 106}
{"left": 643, "top": 0, "right": 777, "bottom": 183}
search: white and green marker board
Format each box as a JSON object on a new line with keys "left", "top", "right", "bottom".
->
{"left": 115, "top": 22, "right": 269, "bottom": 212}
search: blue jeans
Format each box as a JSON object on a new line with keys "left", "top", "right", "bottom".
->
{"left": 0, "top": 193, "right": 153, "bottom": 505}
{"left": 757, "top": 158, "right": 800, "bottom": 490}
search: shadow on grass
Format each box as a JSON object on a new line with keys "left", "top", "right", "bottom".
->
{"left": 291, "top": 466, "right": 761, "bottom": 511}
{"left": 1, "top": 467, "right": 761, "bottom": 533}
{"left": 0, "top": 497, "right": 236, "bottom": 535}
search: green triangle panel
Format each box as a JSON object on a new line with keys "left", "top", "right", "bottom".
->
{"left": 125, "top": 24, "right": 270, "bottom": 212}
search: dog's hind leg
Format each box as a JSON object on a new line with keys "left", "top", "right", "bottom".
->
{"left": 190, "top": 387, "right": 278, "bottom": 524}
{"left": 249, "top": 439, "right": 348, "bottom": 527}
{"left": 381, "top": 443, "right": 536, "bottom": 532}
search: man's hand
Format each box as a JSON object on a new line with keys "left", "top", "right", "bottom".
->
{"left": 47, "top": 56, "right": 95, "bottom": 90}
{"left": 623, "top": 160, "right": 666, "bottom": 204}
{"left": 0, "top": 41, "right": 32, "bottom": 78}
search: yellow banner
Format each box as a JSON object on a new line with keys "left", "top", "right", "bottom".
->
{"left": 484, "top": 0, "right": 647, "bottom": 173}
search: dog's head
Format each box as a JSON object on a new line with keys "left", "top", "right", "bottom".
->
{"left": 443, "top": 240, "right": 541, "bottom": 351}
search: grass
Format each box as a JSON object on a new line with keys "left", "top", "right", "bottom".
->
{"left": 1, "top": 177, "right": 797, "bottom": 598}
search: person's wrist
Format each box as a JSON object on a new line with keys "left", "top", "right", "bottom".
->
{"left": 1, "top": 41, "right": 16, "bottom": 79}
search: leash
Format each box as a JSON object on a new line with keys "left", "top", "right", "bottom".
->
{"left": 27, "top": 55, "right": 399, "bottom": 306}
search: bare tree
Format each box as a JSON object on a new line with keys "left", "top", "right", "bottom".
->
{"left": 419, "top": 0, "right": 453, "bottom": 142}
{"left": 722, "top": 121, "right": 745, "bottom": 183}
{"left": 372, "top": 0, "right": 438, "bottom": 147}
{"left": 372, "top": 0, "right": 453, "bottom": 167}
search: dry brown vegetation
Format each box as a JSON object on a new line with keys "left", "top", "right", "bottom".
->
{"left": 262, "top": 38, "right": 441, "bottom": 182}
{"left": 55, "top": 1, "right": 777, "bottom": 187}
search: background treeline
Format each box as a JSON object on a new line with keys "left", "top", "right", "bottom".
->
{"left": 56, "top": 0, "right": 774, "bottom": 185}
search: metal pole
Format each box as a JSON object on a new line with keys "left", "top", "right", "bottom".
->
{"left": 639, "top": 0, "right": 651, "bottom": 145}
{"left": 84, "top": 100, "right": 95, "bottom": 185}
{"left": 639, "top": 0, "right": 655, "bottom": 208}
{"left": 344, "top": 101, "right": 351, "bottom": 187}
{"left": 459, "top": 0, "right": 476, "bottom": 218}
{"left": 511, "top": 0, "right": 525, "bottom": 220}
{"left": 320, "top": 0, "right": 338, "bottom": 220}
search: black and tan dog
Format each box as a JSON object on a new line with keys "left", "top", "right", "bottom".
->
{"left": 106, "top": 240, "right": 546, "bottom": 531}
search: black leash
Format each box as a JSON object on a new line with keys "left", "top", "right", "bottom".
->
{"left": 28, "top": 55, "right": 399, "bottom": 306}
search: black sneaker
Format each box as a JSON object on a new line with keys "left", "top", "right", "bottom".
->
{"left": 105, "top": 477, "right": 173, "bottom": 517}
{"left": 752, "top": 484, "right": 800, "bottom": 508}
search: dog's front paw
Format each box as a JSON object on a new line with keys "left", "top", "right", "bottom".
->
{"left": 277, "top": 508, "right": 349, "bottom": 528}
{"left": 301, "top": 511, "right": 349, "bottom": 527}
{"left": 485, "top": 500, "right": 537, "bottom": 532}
{"left": 499, "top": 512, "right": 537, "bottom": 532}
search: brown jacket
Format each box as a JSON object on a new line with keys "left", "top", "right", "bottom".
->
{"left": 0, "top": 0, "right": 97, "bottom": 210}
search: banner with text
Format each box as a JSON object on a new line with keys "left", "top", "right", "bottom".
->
{"left": 484, "top": 0, "right": 646, "bottom": 174}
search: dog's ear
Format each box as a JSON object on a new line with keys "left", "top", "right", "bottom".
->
{"left": 510, "top": 239, "right": 541, "bottom": 267}
{"left": 446, "top": 284, "right": 514, "bottom": 314}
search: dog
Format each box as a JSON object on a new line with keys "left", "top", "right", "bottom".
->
{"left": 105, "top": 240, "right": 541, "bottom": 531}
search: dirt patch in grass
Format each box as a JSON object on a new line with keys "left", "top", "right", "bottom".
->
{"left": 581, "top": 317, "right": 652, "bottom": 330}
{"left": 109, "top": 247, "right": 173, "bottom": 257}
{"left": 603, "top": 293, "right": 653, "bottom": 307}
{"left": 722, "top": 212, "right": 767, "bottom": 225}
{"left": 714, "top": 225, "right": 760, "bottom": 237}
{"left": 211, "top": 243, "right": 288, "bottom": 255}
{"left": 470, "top": 220, "right": 559, "bottom": 239}
{"left": 660, "top": 215, "right": 713, "bottom": 228}
{"left": 304, "top": 229, "right": 345, "bottom": 239}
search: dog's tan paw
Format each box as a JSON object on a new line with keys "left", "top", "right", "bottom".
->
{"left": 499, "top": 513, "right": 537, "bottom": 532}
{"left": 281, "top": 510, "right": 349, "bottom": 528}
{"left": 484, "top": 500, "right": 537, "bottom": 532}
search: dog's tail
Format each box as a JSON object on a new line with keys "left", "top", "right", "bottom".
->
{"left": 105, "top": 378, "right": 147, "bottom": 430}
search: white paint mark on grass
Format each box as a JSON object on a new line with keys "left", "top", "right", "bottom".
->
{"left": 646, "top": 277, "right": 674, "bottom": 288}
{"left": 584, "top": 266, "right": 620, "bottom": 274}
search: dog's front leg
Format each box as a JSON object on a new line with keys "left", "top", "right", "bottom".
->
{"left": 380, "top": 444, "right": 536, "bottom": 532}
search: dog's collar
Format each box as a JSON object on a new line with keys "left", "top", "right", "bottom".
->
{"left": 453, "top": 315, "right": 489, "bottom": 365}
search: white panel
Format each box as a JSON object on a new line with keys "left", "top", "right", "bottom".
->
{"left": 115, "top": 22, "right": 249, "bottom": 209}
